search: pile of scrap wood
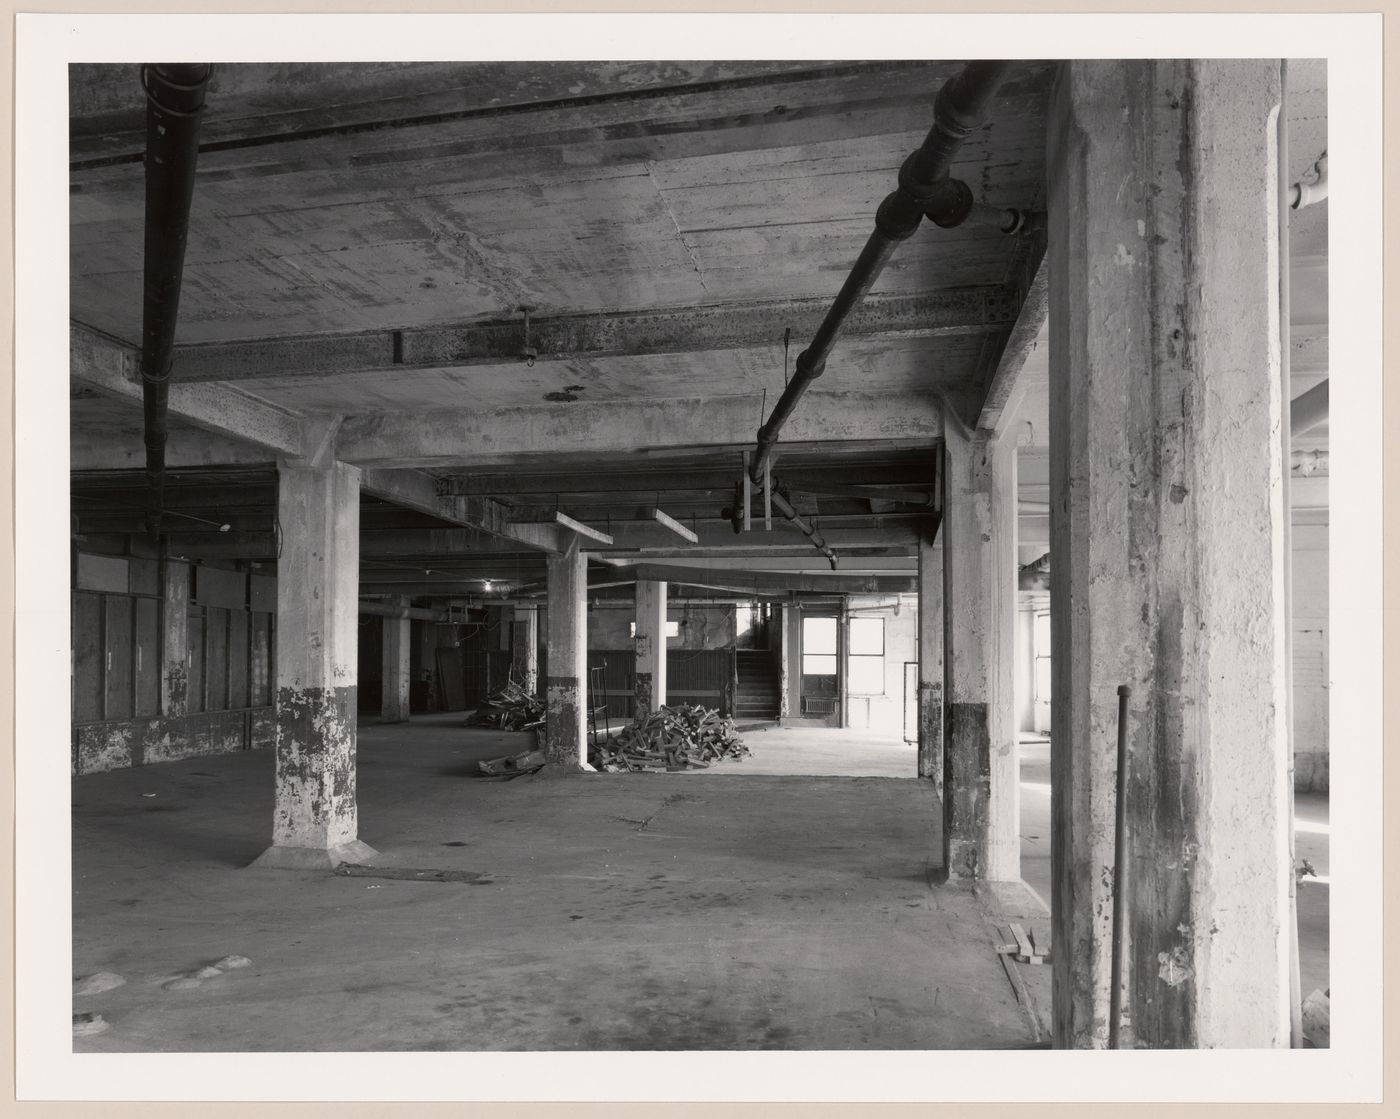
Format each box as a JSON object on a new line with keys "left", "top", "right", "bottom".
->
{"left": 468, "top": 681, "right": 545, "bottom": 731}
{"left": 589, "top": 704, "right": 751, "bottom": 772}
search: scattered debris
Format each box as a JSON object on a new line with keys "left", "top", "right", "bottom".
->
{"left": 213, "top": 955, "right": 252, "bottom": 970}
{"left": 997, "top": 922, "right": 1051, "bottom": 965}
{"left": 468, "top": 681, "right": 545, "bottom": 731}
{"left": 72, "top": 1011, "right": 108, "bottom": 1036}
{"left": 589, "top": 704, "right": 752, "bottom": 772}
{"left": 1302, "top": 988, "right": 1330, "bottom": 1048}
{"left": 335, "top": 864, "right": 495, "bottom": 884}
{"left": 73, "top": 971, "right": 126, "bottom": 997}
{"left": 478, "top": 748, "right": 547, "bottom": 778}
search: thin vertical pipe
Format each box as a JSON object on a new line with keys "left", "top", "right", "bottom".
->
{"left": 1109, "top": 683, "right": 1131, "bottom": 1049}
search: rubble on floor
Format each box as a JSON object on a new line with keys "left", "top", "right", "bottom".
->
{"left": 477, "top": 749, "right": 547, "bottom": 778}
{"left": 467, "top": 681, "right": 545, "bottom": 731}
{"left": 589, "top": 704, "right": 752, "bottom": 772}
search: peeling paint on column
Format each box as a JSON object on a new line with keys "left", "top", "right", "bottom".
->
{"left": 544, "top": 675, "right": 582, "bottom": 765}
{"left": 273, "top": 685, "right": 358, "bottom": 849}
{"left": 944, "top": 701, "right": 990, "bottom": 879}
{"left": 634, "top": 671, "right": 654, "bottom": 721}
{"left": 917, "top": 680, "right": 943, "bottom": 794}
{"left": 163, "top": 664, "right": 189, "bottom": 714}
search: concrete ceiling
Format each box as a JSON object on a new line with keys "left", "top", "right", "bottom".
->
{"left": 68, "top": 59, "right": 1326, "bottom": 596}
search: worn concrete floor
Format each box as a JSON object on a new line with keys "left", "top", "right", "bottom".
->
{"left": 71, "top": 717, "right": 1038, "bottom": 1052}
{"left": 700, "top": 723, "right": 916, "bottom": 778}
{"left": 694, "top": 726, "right": 1330, "bottom": 1002}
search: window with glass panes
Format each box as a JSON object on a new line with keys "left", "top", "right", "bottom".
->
{"left": 848, "top": 617, "right": 885, "bottom": 695}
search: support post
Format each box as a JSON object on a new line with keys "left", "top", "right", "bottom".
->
{"left": 777, "top": 603, "right": 797, "bottom": 721}
{"left": 544, "top": 536, "right": 588, "bottom": 767}
{"left": 633, "top": 579, "right": 668, "bottom": 719}
{"left": 942, "top": 424, "right": 1019, "bottom": 883}
{"left": 917, "top": 527, "right": 945, "bottom": 790}
{"left": 252, "top": 459, "right": 376, "bottom": 869}
{"left": 380, "top": 598, "right": 411, "bottom": 723}
{"left": 1047, "top": 60, "right": 1290, "bottom": 1048}
{"left": 511, "top": 605, "right": 540, "bottom": 694}
{"left": 160, "top": 559, "right": 191, "bottom": 716}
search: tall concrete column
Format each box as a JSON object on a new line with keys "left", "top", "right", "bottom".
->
{"left": 252, "top": 460, "right": 376, "bottom": 869}
{"left": 633, "top": 579, "right": 668, "bottom": 718}
{"left": 916, "top": 530, "right": 944, "bottom": 788}
{"left": 780, "top": 603, "right": 801, "bottom": 721}
{"left": 543, "top": 536, "right": 588, "bottom": 766}
{"left": 942, "top": 424, "right": 1018, "bottom": 882}
{"left": 380, "top": 599, "right": 411, "bottom": 723}
{"left": 510, "top": 605, "right": 539, "bottom": 694}
{"left": 161, "top": 559, "right": 191, "bottom": 716}
{"left": 1047, "top": 60, "right": 1289, "bottom": 1049}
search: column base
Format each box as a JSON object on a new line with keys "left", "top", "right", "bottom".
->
{"left": 247, "top": 839, "right": 379, "bottom": 871}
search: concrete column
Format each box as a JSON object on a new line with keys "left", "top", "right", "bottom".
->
{"left": 510, "top": 605, "right": 539, "bottom": 694}
{"left": 780, "top": 603, "right": 802, "bottom": 721}
{"left": 633, "top": 579, "right": 668, "bottom": 718}
{"left": 380, "top": 599, "right": 411, "bottom": 723}
{"left": 916, "top": 531, "right": 944, "bottom": 788}
{"left": 1047, "top": 60, "right": 1289, "bottom": 1049}
{"left": 252, "top": 460, "right": 376, "bottom": 870}
{"left": 543, "top": 536, "right": 588, "bottom": 767}
{"left": 161, "top": 559, "right": 191, "bottom": 716}
{"left": 942, "top": 424, "right": 1019, "bottom": 883}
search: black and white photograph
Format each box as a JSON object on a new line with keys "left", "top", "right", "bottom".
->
{"left": 11, "top": 8, "right": 1387, "bottom": 1108}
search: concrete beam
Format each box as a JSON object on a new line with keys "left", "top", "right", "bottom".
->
{"left": 610, "top": 562, "right": 916, "bottom": 596}
{"left": 70, "top": 322, "right": 303, "bottom": 457}
{"left": 71, "top": 425, "right": 277, "bottom": 472}
{"left": 359, "top": 468, "right": 563, "bottom": 554}
{"left": 170, "top": 289, "right": 1014, "bottom": 383}
{"left": 335, "top": 392, "right": 945, "bottom": 470}
{"left": 441, "top": 463, "right": 939, "bottom": 497}
{"left": 977, "top": 243, "right": 1048, "bottom": 433}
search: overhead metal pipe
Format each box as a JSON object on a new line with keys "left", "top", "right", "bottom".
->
{"left": 139, "top": 63, "right": 212, "bottom": 540}
{"left": 723, "top": 478, "right": 838, "bottom": 569}
{"left": 749, "top": 60, "right": 1014, "bottom": 487}
{"left": 358, "top": 600, "right": 446, "bottom": 621}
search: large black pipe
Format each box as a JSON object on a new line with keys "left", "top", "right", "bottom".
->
{"left": 140, "top": 63, "right": 212, "bottom": 539}
{"left": 750, "top": 61, "right": 1013, "bottom": 488}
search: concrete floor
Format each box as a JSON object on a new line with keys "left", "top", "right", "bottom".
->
{"left": 71, "top": 715, "right": 1039, "bottom": 1052}
{"left": 694, "top": 725, "right": 1330, "bottom": 1001}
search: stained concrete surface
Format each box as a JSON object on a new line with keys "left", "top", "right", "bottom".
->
{"left": 702, "top": 724, "right": 916, "bottom": 778}
{"left": 696, "top": 726, "right": 1328, "bottom": 1008}
{"left": 72, "top": 717, "right": 1036, "bottom": 1052}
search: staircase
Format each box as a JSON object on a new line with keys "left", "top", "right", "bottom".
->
{"left": 734, "top": 650, "right": 781, "bottom": 720}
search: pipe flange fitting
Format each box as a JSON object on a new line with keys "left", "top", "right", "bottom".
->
{"left": 875, "top": 189, "right": 925, "bottom": 241}
{"left": 925, "top": 179, "right": 975, "bottom": 229}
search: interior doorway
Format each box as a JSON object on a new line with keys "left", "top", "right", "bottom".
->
{"left": 799, "top": 611, "right": 841, "bottom": 726}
